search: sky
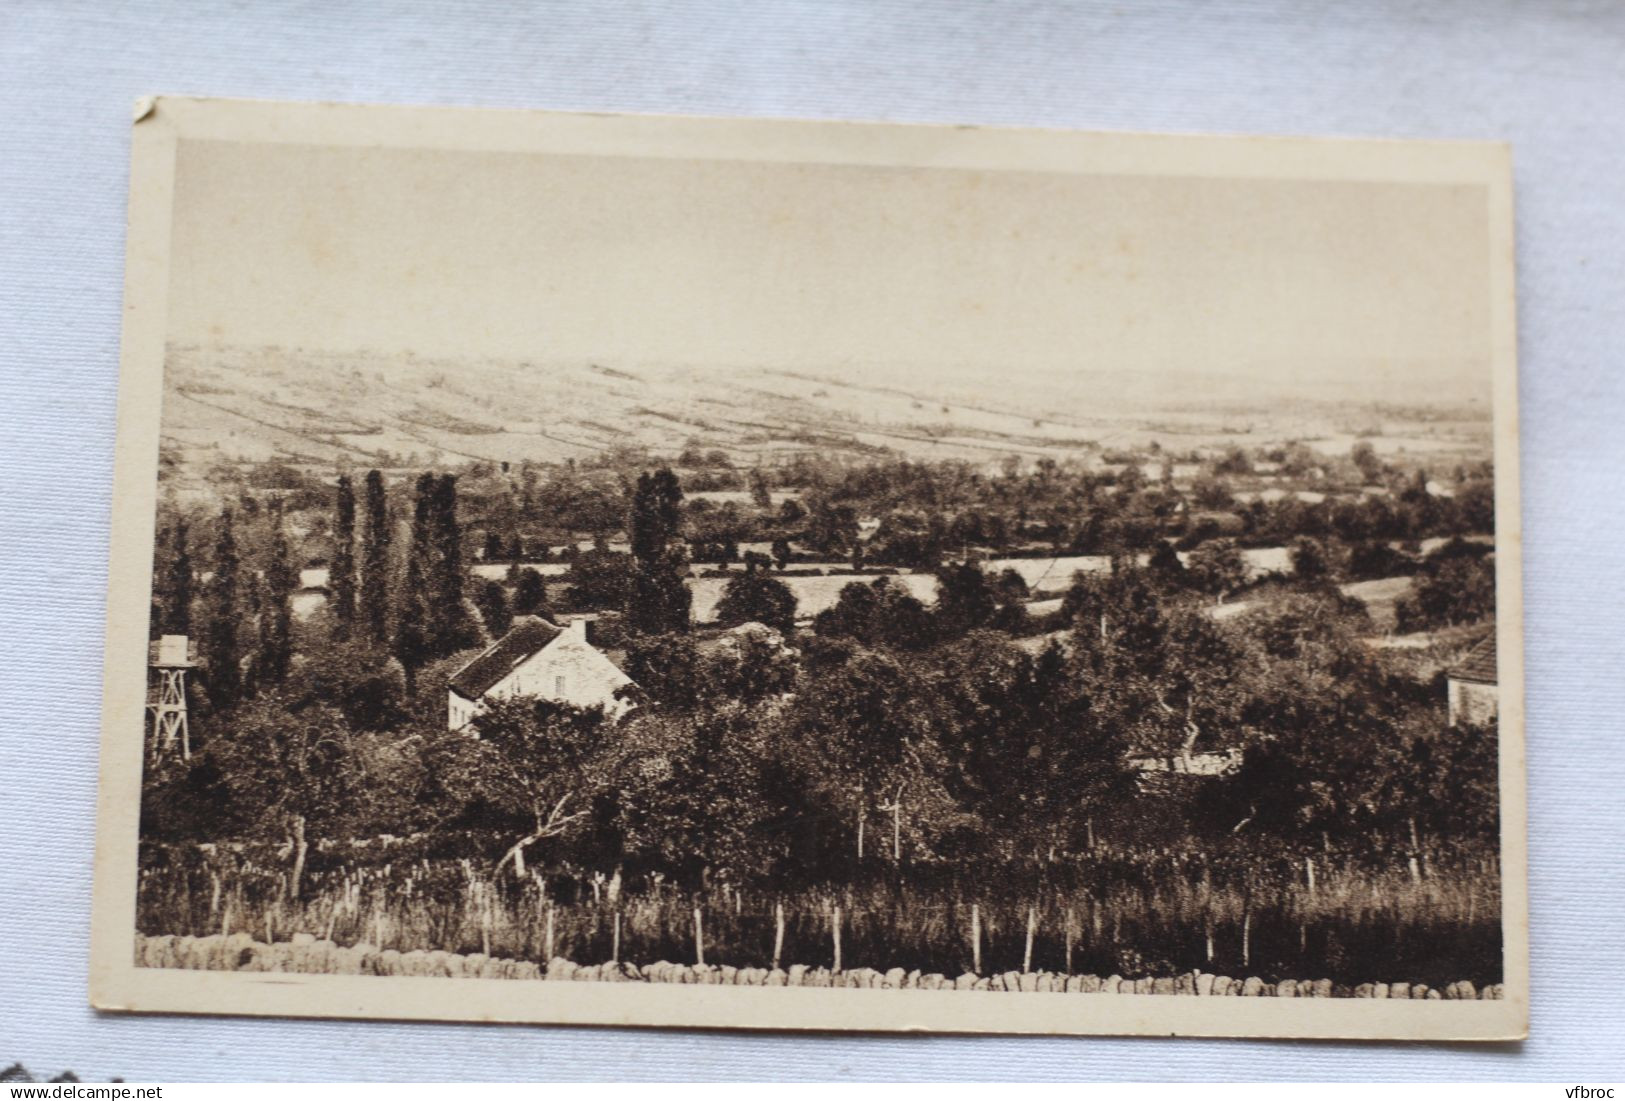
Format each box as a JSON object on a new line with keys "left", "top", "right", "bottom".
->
{"left": 168, "top": 138, "right": 1493, "bottom": 401}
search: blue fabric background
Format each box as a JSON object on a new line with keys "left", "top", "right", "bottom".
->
{"left": 2, "top": 0, "right": 1621, "bottom": 1081}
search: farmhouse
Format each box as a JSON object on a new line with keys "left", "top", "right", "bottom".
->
{"left": 446, "top": 615, "right": 635, "bottom": 730}
{"left": 1446, "top": 634, "right": 1498, "bottom": 727}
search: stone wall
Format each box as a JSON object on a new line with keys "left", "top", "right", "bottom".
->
{"left": 134, "top": 933, "right": 1503, "bottom": 999}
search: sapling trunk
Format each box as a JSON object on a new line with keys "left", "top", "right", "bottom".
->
{"left": 831, "top": 905, "right": 842, "bottom": 973}
{"left": 289, "top": 814, "right": 308, "bottom": 901}
{"left": 1023, "top": 905, "right": 1037, "bottom": 972}
{"left": 971, "top": 903, "right": 982, "bottom": 974}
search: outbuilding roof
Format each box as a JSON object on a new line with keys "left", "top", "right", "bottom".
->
{"left": 1449, "top": 635, "right": 1497, "bottom": 685}
{"left": 448, "top": 616, "right": 563, "bottom": 700}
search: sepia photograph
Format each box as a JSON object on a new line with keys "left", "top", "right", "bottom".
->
{"left": 90, "top": 97, "right": 1525, "bottom": 1039}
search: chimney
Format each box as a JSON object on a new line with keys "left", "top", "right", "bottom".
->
{"left": 569, "top": 617, "right": 589, "bottom": 642}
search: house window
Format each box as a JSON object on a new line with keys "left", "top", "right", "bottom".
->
{"left": 554, "top": 675, "right": 566, "bottom": 696}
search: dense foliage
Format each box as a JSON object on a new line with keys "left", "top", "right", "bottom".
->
{"left": 140, "top": 446, "right": 1501, "bottom": 979}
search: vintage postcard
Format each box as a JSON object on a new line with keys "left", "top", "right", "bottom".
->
{"left": 91, "top": 97, "right": 1526, "bottom": 1039}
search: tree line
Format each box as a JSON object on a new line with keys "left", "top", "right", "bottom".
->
{"left": 143, "top": 461, "right": 1497, "bottom": 901}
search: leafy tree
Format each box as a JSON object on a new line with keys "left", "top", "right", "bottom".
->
{"left": 714, "top": 563, "right": 797, "bottom": 634}
{"left": 1347, "top": 539, "right": 1411, "bottom": 580}
{"left": 207, "top": 691, "right": 361, "bottom": 898}
{"left": 1146, "top": 539, "right": 1185, "bottom": 587}
{"left": 475, "top": 578, "right": 512, "bottom": 638}
{"left": 468, "top": 697, "right": 612, "bottom": 878}
{"left": 1239, "top": 589, "right": 1371, "bottom": 664}
{"left": 289, "top": 637, "right": 409, "bottom": 731}
{"left": 934, "top": 635, "right": 1126, "bottom": 859}
{"left": 748, "top": 467, "right": 772, "bottom": 509}
{"left": 1351, "top": 440, "right": 1384, "bottom": 484}
{"left": 806, "top": 498, "right": 859, "bottom": 557}
{"left": 611, "top": 704, "right": 794, "bottom": 888}
{"left": 1213, "top": 445, "right": 1252, "bottom": 476}
{"left": 1399, "top": 717, "right": 1499, "bottom": 839}
{"left": 786, "top": 649, "right": 947, "bottom": 861}
{"left": 696, "top": 625, "right": 800, "bottom": 704}
{"left": 1190, "top": 474, "right": 1234, "bottom": 511}
{"left": 1185, "top": 538, "right": 1247, "bottom": 603}
{"left": 330, "top": 474, "right": 358, "bottom": 635}
{"left": 1289, "top": 535, "right": 1330, "bottom": 581}
{"left": 933, "top": 561, "right": 996, "bottom": 638}
{"left": 988, "top": 567, "right": 1032, "bottom": 633}
{"left": 1453, "top": 480, "right": 1495, "bottom": 534}
{"left": 813, "top": 577, "right": 934, "bottom": 650}
{"left": 623, "top": 632, "right": 703, "bottom": 710}
{"left": 512, "top": 567, "right": 552, "bottom": 617}
{"left": 565, "top": 545, "right": 631, "bottom": 611}
{"left": 1279, "top": 440, "right": 1318, "bottom": 477}
{"left": 1395, "top": 556, "right": 1495, "bottom": 631}
{"left": 361, "top": 470, "right": 391, "bottom": 644}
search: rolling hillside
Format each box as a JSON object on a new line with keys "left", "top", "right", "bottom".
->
{"left": 158, "top": 343, "right": 1493, "bottom": 482}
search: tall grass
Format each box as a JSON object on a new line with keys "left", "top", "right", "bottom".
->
{"left": 136, "top": 842, "right": 1501, "bottom": 987}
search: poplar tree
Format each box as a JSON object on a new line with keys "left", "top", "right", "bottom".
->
{"left": 361, "top": 470, "right": 391, "bottom": 644}
{"left": 629, "top": 468, "right": 683, "bottom": 563}
{"left": 159, "top": 519, "right": 193, "bottom": 637}
{"left": 394, "top": 555, "right": 429, "bottom": 691}
{"left": 330, "top": 474, "right": 358, "bottom": 636}
{"left": 432, "top": 474, "right": 474, "bottom": 651}
{"left": 259, "top": 500, "right": 296, "bottom": 687}
{"left": 626, "top": 467, "right": 690, "bottom": 634}
{"left": 202, "top": 508, "right": 243, "bottom": 709}
{"left": 408, "top": 473, "right": 438, "bottom": 646}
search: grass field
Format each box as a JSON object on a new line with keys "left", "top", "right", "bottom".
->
{"left": 136, "top": 843, "right": 1502, "bottom": 988}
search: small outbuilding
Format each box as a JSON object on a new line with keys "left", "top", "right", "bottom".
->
{"left": 1446, "top": 634, "right": 1498, "bottom": 727}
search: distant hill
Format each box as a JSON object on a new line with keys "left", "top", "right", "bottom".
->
{"left": 158, "top": 343, "right": 1492, "bottom": 480}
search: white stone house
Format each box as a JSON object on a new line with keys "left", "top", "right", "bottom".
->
{"left": 447, "top": 615, "right": 635, "bottom": 730}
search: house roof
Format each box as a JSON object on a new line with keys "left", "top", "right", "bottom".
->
{"left": 1449, "top": 635, "right": 1497, "bottom": 685}
{"left": 448, "top": 616, "right": 563, "bottom": 700}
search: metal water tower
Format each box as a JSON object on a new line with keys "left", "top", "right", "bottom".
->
{"left": 149, "top": 634, "right": 194, "bottom": 760}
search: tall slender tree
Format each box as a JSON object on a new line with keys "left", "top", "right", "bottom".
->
{"left": 361, "top": 470, "right": 391, "bottom": 644}
{"left": 407, "top": 472, "right": 439, "bottom": 647}
{"left": 626, "top": 468, "right": 690, "bottom": 634}
{"left": 202, "top": 508, "right": 243, "bottom": 709}
{"left": 158, "top": 519, "right": 193, "bottom": 637}
{"left": 629, "top": 468, "right": 683, "bottom": 563}
{"left": 394, "top": 554, "right": 429, "bottom": 691}
{"left": 330, "top": 474, "right": 358, "bottom": 636}
{"left": 258, "top": 500, "right": 296, "bottom": 687}
{"left": 432, "top": 473, "right": 475, "bottom": 652}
